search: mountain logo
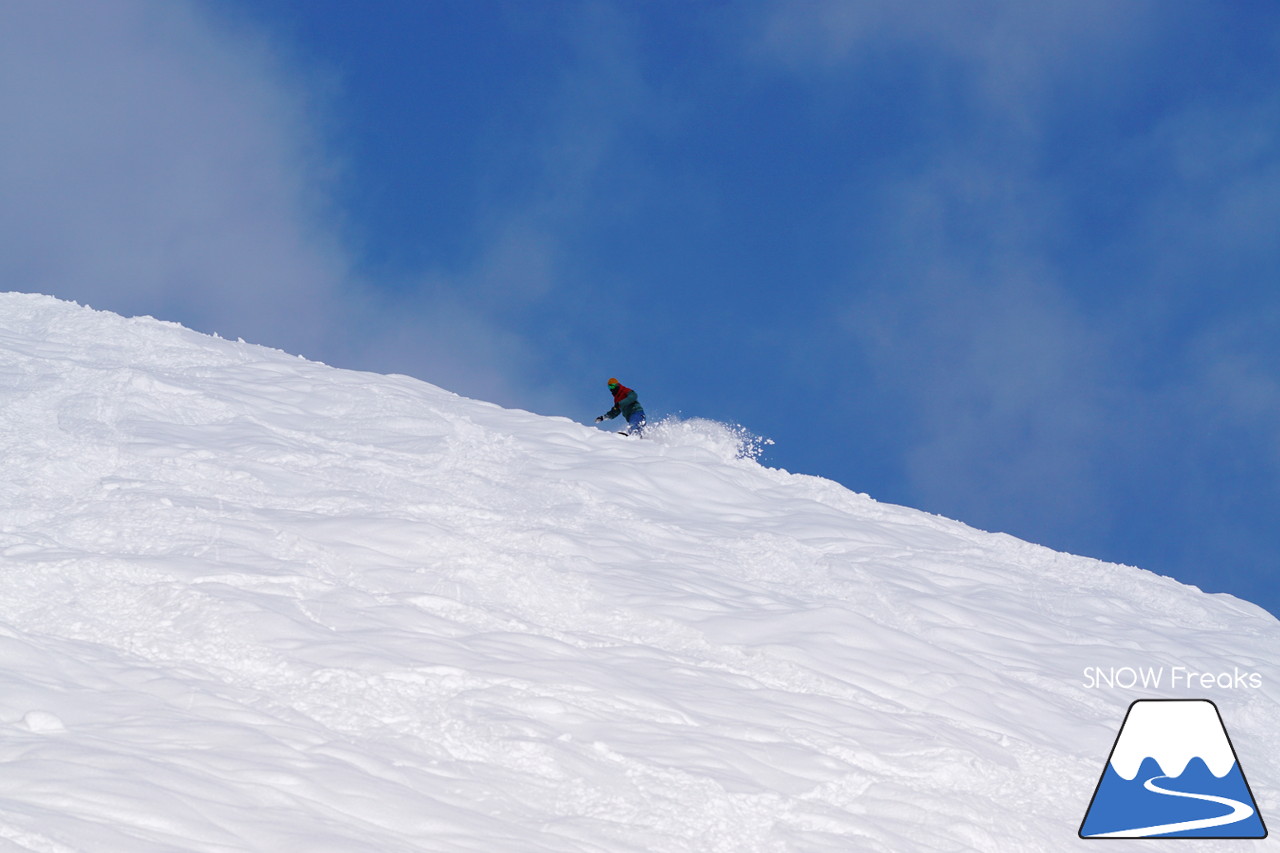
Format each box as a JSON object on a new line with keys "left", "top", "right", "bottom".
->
{"left": 1080, "top": 699, "right": 1267, "bottom": 839}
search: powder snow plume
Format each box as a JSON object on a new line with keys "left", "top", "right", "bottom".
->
{"left": 0, "top": 292, "right": 1276, "bottom": 852}
{"left": 643, "top": 415, "right": 775, "bottom": 463}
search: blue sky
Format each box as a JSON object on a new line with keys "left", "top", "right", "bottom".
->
{"left": 3, "top": 1, "right": 1279, "bottom": 619}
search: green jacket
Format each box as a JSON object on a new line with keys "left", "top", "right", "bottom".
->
{"left": 605, "top": 384, "right": 644, "bottom": 420}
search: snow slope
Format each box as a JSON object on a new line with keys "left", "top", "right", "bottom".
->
{"left": 0, "top": 292, "right": 1275, "bottom": 852}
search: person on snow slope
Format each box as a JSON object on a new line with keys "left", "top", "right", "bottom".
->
{"left": 596, "top": 378, "right": 646, "bottom": 436}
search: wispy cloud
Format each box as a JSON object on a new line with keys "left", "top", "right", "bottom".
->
{"left": 749, "top": 0, "right": 1157, "bottom": 128}
{"left": 845, "top": 161, "right": 1119, "bottom": 539}
{"left": 743, "top": 0, "right": 1280, "bottom": 588}
{"left": 0, "top": 1, "right": 353, "bottom": 359}
{"left": 0, "top": 0, "right": 572, "bottom": 410}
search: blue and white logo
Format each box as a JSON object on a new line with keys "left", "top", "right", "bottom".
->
{"left": 1080, "top": 699, "right": 1267, "bottom": 839}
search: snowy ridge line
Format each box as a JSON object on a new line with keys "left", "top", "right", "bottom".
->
{"left": 0, "top": 292, "right": 1277, "bottom": 852}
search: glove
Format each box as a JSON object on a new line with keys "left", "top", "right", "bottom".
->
{"left": 595, "top": 415, "right": 604, "bottom": 422}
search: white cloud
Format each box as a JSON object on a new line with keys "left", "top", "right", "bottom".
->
{"left": 0, "top": 0, "right": 564, "bottom": 409}
{"left": 0, "top": 1, "right": 353, "bottom": 359}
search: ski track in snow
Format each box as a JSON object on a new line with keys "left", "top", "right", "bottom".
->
{"left": 0, "top": 293, "right": 1276, "bottom": 852}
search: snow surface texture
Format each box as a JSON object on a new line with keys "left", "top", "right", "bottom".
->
{"left": 0, "top": 292, "right": 1275, "bottom": 852}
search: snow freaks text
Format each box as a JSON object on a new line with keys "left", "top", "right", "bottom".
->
{"left": 1082, "top": 666, "right": 1263, "bottom": 690}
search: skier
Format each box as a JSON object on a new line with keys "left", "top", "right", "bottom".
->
{"left": 595, "top": 378, "right": 646, "bottom": 436}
